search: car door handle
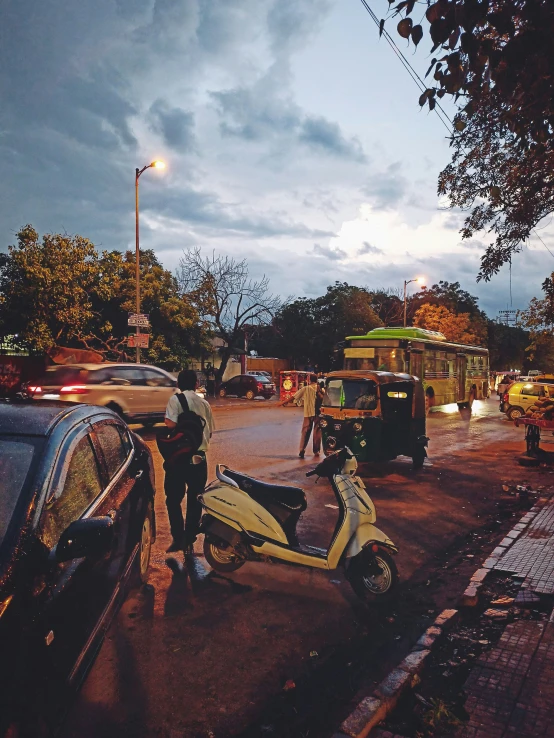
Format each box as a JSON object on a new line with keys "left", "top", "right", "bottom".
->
{"left": 134, "top": 469, "right": 144, "bottom": 481}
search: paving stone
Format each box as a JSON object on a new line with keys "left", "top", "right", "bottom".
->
{"left": 414, "top": 626, "right": 441, "bottom": 650}
{"left": 340, "top": 695, "right": 387, "bottom": 738}
{"left": 374, "top": 667, "right": 413, "bottom": 703}
{"left": 470, "top": 568, "right": 490, "bottom": 583}
{"left": 460, "top": 584, "right": 480, "bottom": 607}
{"left": 433, "top": 608, "right": 458, "bottom": 628}
{"left": 398, "top": 648, "right": 431, "bottom": 675}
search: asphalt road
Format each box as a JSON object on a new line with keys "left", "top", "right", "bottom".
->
{"left": 60, "top": 397, "right": 547, "bottom": 738}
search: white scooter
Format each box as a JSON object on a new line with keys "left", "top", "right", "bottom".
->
{"left": 198, "top": 448, "right": 398, "bottom": 601}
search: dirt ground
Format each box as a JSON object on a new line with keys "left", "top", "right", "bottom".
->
{"left": 59, "top": 399, "right": 554, "bottom": 738}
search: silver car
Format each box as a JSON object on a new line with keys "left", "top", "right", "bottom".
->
{"left": 30, "top": 363, "right": 179, "bottom": 427}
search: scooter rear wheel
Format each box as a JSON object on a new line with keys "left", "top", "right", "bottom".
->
{"left": 203, "top": 537, "right": 246, "bottom": 572}
{"left": 348, "top": 548, "right": 398, "bottom": 602}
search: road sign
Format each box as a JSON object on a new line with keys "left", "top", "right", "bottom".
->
{"left": 128, "top": 333, "right": 149, "bottom": 348}
{"left": 128, "top": 313, "right": 150, "bottom": 327}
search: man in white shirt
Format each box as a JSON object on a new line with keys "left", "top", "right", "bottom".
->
{"left": 281, "top": 373, "right": 323, "bottom": 459}
{"left": 164, "top": 369, "right": 215, "bottom": 553}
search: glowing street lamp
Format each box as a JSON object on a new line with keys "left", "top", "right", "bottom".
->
{"left": 403, "top": 276, "right": 426, "bottom": 328}
{"left": 134, "top": 160, "right": 165, "bottom": 362}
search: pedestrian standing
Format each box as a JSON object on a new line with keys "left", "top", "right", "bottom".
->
{"left": 282, "top": 373, "right": 324, "bottom": 459}
{"left": 164, "top": 369, "right": 215, "bottom": 553}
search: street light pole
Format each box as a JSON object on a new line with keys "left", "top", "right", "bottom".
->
{"left": 134, "top": 160, "right": 165, "bottom": 363}
{"left": 403, "top": 276, "right": 426, "bottom": 327}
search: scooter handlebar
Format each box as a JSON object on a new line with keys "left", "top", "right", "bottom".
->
{"left": 306, "top": 469, "right": 318, "bottom": 477}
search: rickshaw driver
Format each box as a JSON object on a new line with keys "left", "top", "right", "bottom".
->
{"left": 354, "top": 385, "right": 377, "bottom": 410}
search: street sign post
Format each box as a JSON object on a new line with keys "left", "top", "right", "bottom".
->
{"left": 128, "top": 313, "right": 150, "bottom": 328}
{"left": 128, "top": 333, "right": 150, "bottom": 349}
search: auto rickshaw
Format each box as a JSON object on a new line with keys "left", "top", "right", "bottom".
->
{"left": 319, "top": 370, "right": 428, "bottom": 469}
{"left": 280, "top": 370, "right": 311, "bottom": 403}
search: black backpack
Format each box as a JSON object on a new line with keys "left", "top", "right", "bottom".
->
{"left": 156, "top": 393, "right": 206, "bottom": 465}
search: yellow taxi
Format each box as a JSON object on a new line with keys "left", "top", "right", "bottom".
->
{"left": 502, "top": 381, "right": 554, "bottom": 421}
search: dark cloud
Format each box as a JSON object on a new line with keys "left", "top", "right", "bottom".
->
{"left": 149, "top": 100, "right": 196, "bottom": 152}
{"left": 211, "top": 73, "right": 366, "bottom": 162}
{"left": 312, "top": 243, "right": 347, "bottom": 260}
{"left": 362, "top": 162, "right": 407, "bottom": 209}
{"left": 359, "top": 242, "right": 383, "bottom": 255}
{"left": 299, "top": 116, "right": 366, "bottom": 162}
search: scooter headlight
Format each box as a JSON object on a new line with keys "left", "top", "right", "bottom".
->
{"left": 327, "top": 436, "right": 337, "bottom": 449}
{"left": 353, "top": 422, "right": 363, "bottom": 433}
{"left": 319, "top": 419, "right": 328, "bottom": 428}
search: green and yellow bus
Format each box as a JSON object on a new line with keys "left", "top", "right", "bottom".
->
{"left": 343, "top": 327, "right": 489, "bottom": 411}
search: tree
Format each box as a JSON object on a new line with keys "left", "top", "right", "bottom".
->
{"left": 0, "top": 227, "right": 208, "bottom": 368}
{"left": 272, "top": 283, "right": 382, "bottom": 369}
{"left": 386, "top": 0, "right": 554, "bottom": 146}
{"left": 438, "top": 96, "right": 554, "bottom": 280}
{"left": 486, "top": 321, "right": 529, "bottom": 370}
{"left": 411, "top": 280, "right": 488, "bottom": 341}
{"left": 96, "top": 249, "right": 209, "bottom": 368}
{"left": 0, "top": 225, "right": 117, "bottom": 353}
{"left": 379, "top": 0, "right": 554, "bottom": 278}
{"left": 367, "top": 288, "right": 405, "bottom": 326}
{"left": 519, "top": 272, "right": 554, "bottom": 368}
{"left": 177, "top": 248, "right": 281, "bottom": 382}
{"left": 413, "top": 303, "right": 482, "bottom": 343}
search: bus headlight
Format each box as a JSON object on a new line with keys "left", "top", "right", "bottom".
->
{"left": 319, "top": 419, "right": 328, "bottom": 428}
{"left": 353, "top": 422, "right": 363, "bottom": 433}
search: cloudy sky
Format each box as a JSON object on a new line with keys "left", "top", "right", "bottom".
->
{"left": 1, "top": 0, "right": 553, "bottom": 318}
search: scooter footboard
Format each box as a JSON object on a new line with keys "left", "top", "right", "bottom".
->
{"left": 344, "top": 524, "right": 398, "bottom": 560}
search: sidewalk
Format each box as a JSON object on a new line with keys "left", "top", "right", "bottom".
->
{"left": 350, "top": 490, "right": 554, "bottom": 738}
{"left": 456, "top": 498, "right": 554, "bottom": 738}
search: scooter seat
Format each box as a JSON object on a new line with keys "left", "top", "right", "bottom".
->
{"left": 223, "top": 469, "right": 307, "bottom": 546}
{"left": 225, "top": 470, "right": 307, "bottom": 511}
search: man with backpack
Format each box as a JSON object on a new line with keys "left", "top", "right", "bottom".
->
{"left": 164, "top": 369, "right": 215, "bottom": 553}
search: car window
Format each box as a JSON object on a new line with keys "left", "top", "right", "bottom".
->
{"left": 227, "top": 377, "right": 240, "bottom": 386}
{"left": 143, "top": 368, "right": 174, "bottom": 387}
{"left": 40, "top": 367, "right": 88, "bottom": 386}
{"left": 117, "top": 425, "right": 133, "bottom": 456}
{"left": 42, "top": 434, "right": 103, "bottom": 548}
{"left": 256, "top": 376, "right": 270, "bottom": 384}
{"left": 111, "top": 367, "right": 146, "bottom": 386}
{"left": 521, "top": 384, "right": 542, "bottom": 397}
{"left": 0, "top": 438, "right": 39, "bottom": 549}
{"left": 94, "top": 422, "right": 129, "bottom": 480}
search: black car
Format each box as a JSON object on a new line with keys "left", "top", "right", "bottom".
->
{"left": 218, "top": 373, "right": 276, "bottom": 400}
{"left": 0, "top": 401, "right": 156, "bottom": 737}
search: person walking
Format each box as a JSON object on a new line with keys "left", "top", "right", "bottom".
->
{"left": 164, "top": 369, "right": 215, "bottom": 553}
{"left": 282, "top": 373, "right": 324, "bottom": 459}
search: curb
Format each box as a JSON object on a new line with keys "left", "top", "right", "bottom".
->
{"left": 333, "top": 609, "right": 459, "bottom": 738}
{"left": 459, "top": 502, "right": 544, "bottom": 608}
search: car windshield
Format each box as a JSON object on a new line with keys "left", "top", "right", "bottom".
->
{"left": 256, "top": 376, "right": 270, "bottom": 383}
{"left": 0, "top": 437, "right": 40, "bottom": 549}
{"left": 323, "top": 379, "right": 378, "bottom": 410}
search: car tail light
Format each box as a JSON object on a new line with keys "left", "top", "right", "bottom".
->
{"left": 257, "top": 383, "right": 264, "bottom": 390}
{"left": 27, "top": 386, "right": 42, "bottom": 394}
{"left": 60, "top": 385, "right": 89, "bottom": 395}
{"left": 503, "top": 392, "right": 509, "bottom": 401}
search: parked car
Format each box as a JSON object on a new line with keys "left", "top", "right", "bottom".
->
{"left": 0, "top": 400, "right": 155, "bottom": 737}
{"left": 28, "top": 363, "right": 180, "bottom": 427}
{"left": 502, "top": 381, "right": 554, "bottom": 420}
{"left": 218, "top": 374, "right": 276, "bottom": 400}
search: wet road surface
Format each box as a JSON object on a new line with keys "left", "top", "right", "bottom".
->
{"left": 60, "top": 397, "right": 547, "bottom": 738}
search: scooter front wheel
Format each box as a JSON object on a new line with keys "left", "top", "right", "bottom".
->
{"left": 203, "top": 537, "right": 246, "bottom": 572}
{"left": 347, "top": 548, "right": 398, "bottom": 602}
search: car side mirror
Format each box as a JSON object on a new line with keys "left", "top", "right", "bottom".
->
{"left": 55, "top": 517, "right": 114, "bottom": 562}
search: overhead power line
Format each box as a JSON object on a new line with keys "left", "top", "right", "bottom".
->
{"left": 358, "top": 0, "right": 453, "bottom": 133}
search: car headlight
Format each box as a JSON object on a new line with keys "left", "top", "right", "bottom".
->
{"left": 353, "top": 422, "right": 363, "bottom": 433}
{"left": 319, "top": 419, "right": 328, "bottom": 428}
